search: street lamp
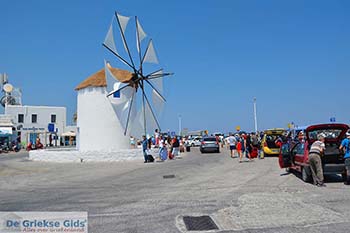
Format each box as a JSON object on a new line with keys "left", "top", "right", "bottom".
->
{"left": 178, "top": 114, "right": 182, "bottom": 136}
{"left": 253, "top": 97, "right": 258, "bottom": 133}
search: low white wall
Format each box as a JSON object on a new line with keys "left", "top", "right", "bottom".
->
{"left": 29, "top": 148, "right": 147, "bottom": 162}
{"left": 77, "top": 87, "right": 130, "bottom": 152}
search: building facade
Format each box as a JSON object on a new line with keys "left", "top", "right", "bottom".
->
{"left": 5, "top": 105, "right": 67, "bottom": 146}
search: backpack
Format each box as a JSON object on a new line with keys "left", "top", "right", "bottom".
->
{"left": 147, "top": 154, "right": 154, "bottom": 162}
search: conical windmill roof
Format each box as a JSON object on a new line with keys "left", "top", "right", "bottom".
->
{"left": 75, "top": 66, "right": 133, "bottom": 91}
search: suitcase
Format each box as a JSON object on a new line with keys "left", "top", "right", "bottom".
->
{"left": 147, "top": 154, "right": 154, "bottom": 162}
{"left": 160, "top": 148, "right": 168, "bottom": 161}
{"left": 168, "top": 151, "right": 174, "bottom": 160}
{"left": 251, "top": 147, "right": 258, "bottom": 158}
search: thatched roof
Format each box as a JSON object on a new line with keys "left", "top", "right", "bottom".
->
{"left": 75, "top": 66, "right": 133, "bottom": 91}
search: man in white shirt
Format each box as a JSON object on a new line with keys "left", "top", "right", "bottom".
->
{"left": 228, "top": 133, "right": 237, "bottom": 158}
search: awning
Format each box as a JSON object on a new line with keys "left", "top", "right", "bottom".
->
{"left": 61, "top": 131, "right": 76, "bottom": 137}
{"left": 0, "top": 127, "right": 12, "bottom": 136}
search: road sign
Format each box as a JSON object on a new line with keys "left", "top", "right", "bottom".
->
{"left": 48, "top": 123, "right": 55, "bottom": 132}
{"left": 330, "top": 117, "right": 336, "bottom": 122}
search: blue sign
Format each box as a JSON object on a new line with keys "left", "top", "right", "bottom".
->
{"left": 330, "top": 117, "right": 336, "bottom": 122}
{"left": 48, "top": 123, "right": 55, "bottom": 132}
{"left": 170, "top": 131, "right": 176, "bottom": 137}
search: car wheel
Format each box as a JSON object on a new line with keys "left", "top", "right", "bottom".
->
{"left": 216, "top": 149, "right": 220, "bottom": 153}
{"left": 301, "top": 166, "right": 312, "bottom": 183}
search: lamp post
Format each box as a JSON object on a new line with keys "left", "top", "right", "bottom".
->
{"left": 253, "top": 97, "right": 258, "bottom": 133}
{"left": 178, "top": 114, "right": 182, "bottom": 136}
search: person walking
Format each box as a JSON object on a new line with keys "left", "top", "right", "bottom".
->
{"left": 142, "top": 135, "right": 148, "bottom": 163}
{"left": 228, "top": 133, "right": 237, "bottom": 158}
{"left": 340, "top": 131, "right": 350, "bottom": 185}
{"left": 309, "top": 133, "right": 326, "bottom": 187}
{"left": 237, "top": 137, "right": 243, "bottom": 163}
{"left": 245, "top": 134, "right": 252, "bottom": 161}
{"left": 171, "top": 136, "right": 180, "bottom": 158}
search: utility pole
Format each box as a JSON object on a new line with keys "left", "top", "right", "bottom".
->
{"left": 253, "top": 97, "right": 258, "bottom": 133}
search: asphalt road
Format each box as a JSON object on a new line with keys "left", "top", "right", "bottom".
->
{"left": 1, "top": 148, "right": 350, "bottom": 233}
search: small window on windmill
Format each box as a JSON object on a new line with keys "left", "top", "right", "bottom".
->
{"left": 113, "top": 90, "right": 120, "bottom": 98}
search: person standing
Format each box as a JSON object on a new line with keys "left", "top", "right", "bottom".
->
{"left": 340, "top": 132, "right": 350, "bottom": 185}
{"left": 309, "top": 133, "right": 326, "bottom": 187}
{"left": 236, "top": 137, "right": 243, "bottom": 163}
{"left": 228, "top": 133, "right": 237, "bottom": 158}
{"left": 171, "top": 136, "right": 180, "bottom": 158}
{"left": 142, "top": 135, "right": 148, "bottom": 163}
{"left": 245, "top": 134, "right": 252, "bottom": 161}
{"left": 154, "top": 129, "right": 160, "bottom": 148}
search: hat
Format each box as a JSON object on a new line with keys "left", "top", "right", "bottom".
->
{"left": 346, "top": 132, "right": 350, "bottom": 137}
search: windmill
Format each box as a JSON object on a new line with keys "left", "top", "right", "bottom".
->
{"left": 102, "top": 12, "right": 173, "bottom": 137}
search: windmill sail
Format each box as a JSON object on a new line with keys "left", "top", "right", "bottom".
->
{"left": 105, "top": 60, "right": 135, "bottom": 133}
{"left": 104, "top": 19, "right": 118, "bottom": 54}
{"left": 150, "top": 70, "right": 164, "bottom": 117}
{"left": 143, "top": 40, "right": 159, "bottom": 64}
{"left": 104, "top": 60, "right": 118, "bottom": 93}
{"left": 136, "top": 18, "right": 147, "bottom": 53}
{"left": 116, "top": 13, "right": 131, "bottom": 54}
{"left": 103, "top": 13, "right": 173, "bottom": 137}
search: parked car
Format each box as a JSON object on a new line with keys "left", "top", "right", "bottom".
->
{"left": 279, "top": 123, "right": 350, "bottom": 183}
{"left": 188, "top": 136, "right": 202, "bottom": 147}
{"left": 200, "top": 137, "right": 220, "bottom": 153}
{"left": 261, "top": 128, "right": 286, "bottom": 157}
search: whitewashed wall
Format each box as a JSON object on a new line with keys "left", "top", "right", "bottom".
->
{"left": 77, "top": 87, "right": 130, "bottom": 152}
{"left": 5, "top": 105, "right": 66, "bottom": 145}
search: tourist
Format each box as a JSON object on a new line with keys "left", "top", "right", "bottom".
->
{"left": 35, "top": 138, "right": 43, "bottom": 149}
{"left": 171, "top": 136, "right": 180, "bottom": 158}
{"left": 142, "top": 135, "right": 148, "bottom": 163}
{"left": 154, "top": 129, "right": 160, "bottom": 148}
{"left": 245, "top": 134, "right": 252, "bottom": 161}
{"left": 309, "top": 133, "right": 326, "bottom": 187}
{"left": 339, "top": 131, "right": 350, "bottom": 185}
{"left": 228, "top": 133, "right": 237, "bottom": 158}
{"left": 237, "top": 137, "right": 243, "bottom": 163}
{"left": 130, "top": 136, "right": 136, "bottom": 149}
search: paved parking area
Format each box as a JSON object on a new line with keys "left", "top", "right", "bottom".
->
{"left": 1, "top": 149, "right": 350, "bottom": 233}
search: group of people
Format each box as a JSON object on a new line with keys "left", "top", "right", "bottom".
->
{"left": 141, "top": 133, "right": 182, "bottom": 163}
{"left": 26, "top": 138, "right": 44, "bottom": 151}
{"left": 226, "top": 132, "right": 261, "bottom": 162}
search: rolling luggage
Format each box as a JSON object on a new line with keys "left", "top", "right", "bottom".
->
{"left": 168, "top": 151, "right": 174, "bottom": 160}
{"left": 251, "top": 147, "right": 258, "bottom": 158}
{"left": 160, "top": 148, "right": 168, "bottom": 161}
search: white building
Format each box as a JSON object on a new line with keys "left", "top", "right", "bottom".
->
{"left": 5, "top": 105, "right": 67, "bottom": 146}
{"left": 75, "top": 67, "right": 130, "bottom": 152}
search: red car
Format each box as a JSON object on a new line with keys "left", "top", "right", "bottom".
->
{"left": 279, "top": 123, "right": 350, "bottom": 183}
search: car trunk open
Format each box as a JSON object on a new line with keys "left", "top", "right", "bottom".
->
{"left": 306, "top": 124, "right": 349, "bottom": 165}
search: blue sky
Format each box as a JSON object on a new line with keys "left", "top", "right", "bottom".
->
{"left": 0, "top": 0, "right": 349, "bottom": 133}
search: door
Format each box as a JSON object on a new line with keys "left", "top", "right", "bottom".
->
{"left": 293, "top": 142, "right": 305, "bottom": 165}
{"left": 279, "top": 143, "right": 292, "bottom": 168}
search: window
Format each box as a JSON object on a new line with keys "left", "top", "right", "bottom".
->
{"left": 32, "top": 114, "right": 37, "bottom": 123}
{"left": 18, "top": 114, "right": 24, "bottom": 123}
{"left": 51, "top": 114, "right": 56, "bottom": 123}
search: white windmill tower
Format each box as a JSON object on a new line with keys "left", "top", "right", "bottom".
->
{"left": 75, "top": 12, "right": 172, "bottom": 152}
